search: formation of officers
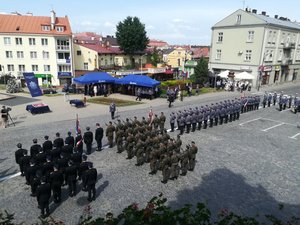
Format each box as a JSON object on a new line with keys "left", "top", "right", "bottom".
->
{"left": 106, "top": 115, "right": 199, "bottom": 183}
{"left": 262, "top": 91, "right": 298, "bottom": 111}
{"left": 14, "top": 132, "right": 98, "bottom": 218}
{"left": 169, "top": 95, "right": 260, "bottom": 134}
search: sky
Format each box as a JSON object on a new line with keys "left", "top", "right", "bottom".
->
{"left": 1, "top": 0, "right": 300, "bottom": 45}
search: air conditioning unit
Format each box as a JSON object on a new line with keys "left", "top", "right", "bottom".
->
{"left": 238, "top": 51, "right": 243, "bottom": 55}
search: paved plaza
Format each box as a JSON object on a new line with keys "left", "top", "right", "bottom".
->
{"left": 0, "top": 83, "right": 299, "bottom": 224}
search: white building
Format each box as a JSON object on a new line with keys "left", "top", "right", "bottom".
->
{"left": 209, "top": 9, "right": 300, "bottom": 88}
{"left": 0, "top": 11, "right": 73, "bottom": 86}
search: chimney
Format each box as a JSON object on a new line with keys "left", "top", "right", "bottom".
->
{"left": 262, "top": 11, "right": 266, "bottom": 16}
{"left": 275, "top": 15, "right": 278, "bottom": 19}
{"left": 252, "top": 9, "right": 257, "bottom": 14}
{"left": 50, "top": 10, "right": 56, "bottom": 30}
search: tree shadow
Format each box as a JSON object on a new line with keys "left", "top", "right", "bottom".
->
{"left": 168, "top": 168, "right": 300, "bottom": 222}
{"left": 0, "top": 95, "right": 40, "bottom": 106}
{"left": 0, "top": 167, "right": 18, "bottom": 182}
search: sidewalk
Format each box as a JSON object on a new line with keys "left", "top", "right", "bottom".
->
{"left": 0, "top": 81, "right": 299, "bottom": 128}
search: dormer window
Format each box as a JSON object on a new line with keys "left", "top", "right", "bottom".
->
{"left": 42, "top": 25, "right": 50, "bottom": 31}
{"left": 56, "top": 26, "right": 64, "bottom": 32}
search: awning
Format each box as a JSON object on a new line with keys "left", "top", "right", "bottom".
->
{"left": 115, "top": 74, "right": 160, "bottom": 87}
{"left": 235, "top": 71, "right": 254, "bottom": 80}
{"left": 35, "top": 74, "right": 53, "bottom": 78}
{"left": 73, "top": 72, "right": 116, "bottom": 84}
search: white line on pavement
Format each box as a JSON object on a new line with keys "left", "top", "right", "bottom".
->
{"left": 0, "top": 172, "right": 21, "bottom": 182}
{"left": 239, "top": 118, "right": 261, "bottom": 126}
{"left": 262, "top": 123, "right": 285, "bottom": 132}
{"left": 289, "top": 133, "right": 300, "bottom": 140}
{"left": 260, "top": 118, "right": 297, "bottom": 127}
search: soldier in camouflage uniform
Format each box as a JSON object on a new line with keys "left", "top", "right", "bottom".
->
{"left": 106, "top": 121, "right": 115, "bottom": 148}
{"left": 125, "top": 133, "right": 135, "bottom": 159}
{"left": 188, "top": 141, "right": 198, "bottom": 171}
{"left": 159, "top": 112, "right": 166, "bottom": 134}
{"left": 161, "top": 153, "right": 171, "bottom": 183}
{"left": 170, "top": 151, "right": 180, "bottom": 180}
{"left": 135, "top": 139, "right": 145, "bottom": 166}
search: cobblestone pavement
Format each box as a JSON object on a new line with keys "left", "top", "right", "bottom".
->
{"left": 0, "top": 82, "right": 299, "bottom": 224}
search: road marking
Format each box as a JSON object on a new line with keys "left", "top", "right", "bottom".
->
{"left": 262, "top": 123, "right": 285, "bottom": 132}
{"left": 260, "top": 118, "right": 297, "bottom": 127}
{"left": 0, "top": 172, "right": 21, "bottom": 182}
{"left": 239, "top": 118, "right": 261, "bottom": 126}
{"left": 289, "top": 133, "right": 300, "bottom": 140}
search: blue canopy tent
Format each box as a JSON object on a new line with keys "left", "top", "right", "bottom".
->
{"left": 115, "top": 74, "right": 160, "bottom": 87}
{"left": 73, "top": 72, "right": 116, "bottom": 84}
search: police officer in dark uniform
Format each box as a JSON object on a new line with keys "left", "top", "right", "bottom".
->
{"left": 95, "top": 123, "right": 104, "bottom": 151}
{"left": 19, "top": 149, "right": 30, "bottom": 177}
{"left": 36, "top": 176, "right": 51, "bottom": 218}
{"left": 65, "top": 131, "right": 75, "bottom": 149}
{"left": 30, "top": 138, "right": 41, "bottom": 158}
{"left": 53, "top": 132, "right": 64, "bottom": 149}
{"left": 83, "top": 127, "right": 93, "bottom": 155}
{"left": 15, "top": 143, "right": 26, "bottom": 174}
{"left": 42, "top": 136, "right": 53, "bottom": 154}
{"left": 49, "top": 164, "right": 63, "bottom": 203}
{"left": 85, "top": 162, "right": 98, "bottom": 201}
{"left": 65, "top": 160, "right": 77, "bottom": 197}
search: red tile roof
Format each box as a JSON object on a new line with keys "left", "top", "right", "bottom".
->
{"left": 191, "top": 47, "right": 210, "bottom": 58}
{"left": 78, "top": 43, "right": 114, "bottom": 54}
{"left": 0, "top": 14, "right": 72, "bottom": 35}
{"left": 148, "top": 39, "right": 169, "bottom": 47}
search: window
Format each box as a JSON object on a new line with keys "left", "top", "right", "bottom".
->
{"left": 15, "top": 37, "right": 22, "bottom": 45}
{"left": 32, "top": 65, "right": 39, "bottom": 71}
{"left": 236, "top": 14, "right": 242, "bottom": 24}
{"left": 105, "top": 59, "right": 108, "bottom": 65}
{"left": 4, "top": 37, "right": 11, "bottom": 45}
{"left": 218, "top": 32, "right": 223, "bottom": 42}
{"left": 42, "top": 25, "right": 50, "bottom": 31}
{"left": 17, "top": 51, "right": 24, "bottom": 59}
{"left": 29, "top": 38, "right": 36, "bottom": 45}
{"left": 247, "top": 31, "right": 254, "bottom": 42}
{"left": 57, "top": 39, "right": 70, "bottom": 50}
{"left": 7, "top": 64, "right": 14, "bottom": 72}
{"left": 83, "top": 63, "right": 88, "bottom": 70}
{"left": 77, "top": 50, "right": 81, "bottom": 56}
{"left": 18, "top": 65, "right": 25, "bottom": 72}
{"left": 43, "top": 51, "right": 49, "bottom": 59}
{"left": 44, "top": 65, "right": 50, "bottom": 72}
{"left": 295, "top": 51, "right": 300, "bottom": 62}
{"left": 278, "top": 50, "right": 283, "bottom": 61}
{"left": 264, "top": 50, "right": 273, "bottom": 62}
{"left": 115, "top": 58, "right": 119, "bottom": 64}
{"left": 41, "top": 38, "right": 48, "bottom": 46}
{"left": 6, "top": 51, "right": 13, "bottom": 58}
{"left": 216, "top": 49, "right": 222, "bottom": 60}
{"left": 58, "top": 52, "right": 70, "bottom": 59}
{"left": 55, "top": 26, "right": 64, "bottom": 32}
{"left": 58, "top": 65, "right": 71, "bottom": 72}
{"left": 268, "top": 31, "right": 272, "bottom": 44}
{"left": 272, "top": 31, "right": 277, "bottom": 44}
{"left": 30, "top": 51, "right": 37, "bottom": 59}
{"left": 245, "top": 50, "right": 252, "bottom": 61}
{"left": 281, "top": 32, "right": 286, "bottom": 44}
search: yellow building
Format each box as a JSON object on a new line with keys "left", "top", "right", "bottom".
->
{"left": 162, "top": 47, "right": 192, "bottom": 69}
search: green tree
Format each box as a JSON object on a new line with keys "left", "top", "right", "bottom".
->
{"left": 147, "top": 47, "right": 162, "bottom": 67}
{"left": 190, "top": 57, "right": 209, "bottom": 84}
{"left": 116, "top": 16, "right": 149, "bottom": 67}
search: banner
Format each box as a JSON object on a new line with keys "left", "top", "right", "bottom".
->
{"left": 23, "top": 72, "right": 43, "bottom": 97}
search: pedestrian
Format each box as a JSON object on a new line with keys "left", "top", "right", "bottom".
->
{"left": 85, "top": 162, "right": 98, "bottom": 201}
{"left": 83, "top": 127, "right": 93, "bottom": 155}
{"left": 65, "top": 131, "right": 75, "bottom": 149}
{"left": 106, "top": 121, "right": 115, "bottom": 148}
{"left": 95, "top": 123, "right": 104, "bottom": 151}
{"left": 15, "top": 143, "right": 26, "bottom": 174}
{"left": 1, "top": 106, "right": 8, "bottom": 128}
{"left": 53, "top": 132, "right": 64, "bottom": 149}
{"left": 49, "top": 164, "right": 63, "bottom": 203}
{"left": 42, "top": 136, "right": 53, "bottom": 154}
{"left": 65, "top": 160, "right": 77, "bottom": 197}
{"left": 109, "top": 102, "right": 116, "bottom": 120}
{"left": 36, "top": 176, "right": 51, "bottom": 218}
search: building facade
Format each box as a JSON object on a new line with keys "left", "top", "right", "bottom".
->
{"left": 0, "top": 11, "right": 73, "bottom": 86}
{"left": 209, "top": 9, "right": 300, "bottom": 88}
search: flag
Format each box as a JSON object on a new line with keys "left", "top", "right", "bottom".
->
{"left": 75, "top": 114, "right": 82, "bottom": 147}
{"left": 244, "top": 100, "right": 248, "bottom": 108}
{"left": 23, "top": 72, "right": 43, "bottom": 97}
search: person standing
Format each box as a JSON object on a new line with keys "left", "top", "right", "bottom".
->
{"left": 169, "top": 112, "right": 176, "bottom": 132}
{"left": 95, "top": 123, "right": 104, "bottom": 151}
{"left": 273, "top": 92, "right": 277, "bottom": 106}
{"left": 83, "top": 127, "right": 93, "bottom": 155}
{"left": 15, "top": 143, "right": 25, "bottom": 172}
{"left": 65, "top": 160, "right": 77, "bottom": 197}
{"left": 36, "top": 176, "right": 51, "bottom": 218}
{"left": 30, "top": 138, "right": 41, "bottom": 158}
{"left": 65, "top": 131, "right": 75, "bottom": 149}
{"left": 106, "top": 121, "right": 115, "bottom": 148}
{"left": 42, "top": 136, "right": 53, "bottom": 154}
{"left": 53, "top": 132, "right": 64, "bottom": 149}
{"left": 85, "top": 162, "right": 98, "bottom": 201}
{"left": 1, "top": 106, "right": 8, "bottom": 128}
{"left": 75, "top": 131, "right": 83, "bottom": 155}
{"left": 159, "top": 112, "right": 166, "bottom": 134}
{"left": 49, "top": 164, "right": 63, "bottom": 203}
{"left": 109, "top": 102, "right": 116, "bottom": 120}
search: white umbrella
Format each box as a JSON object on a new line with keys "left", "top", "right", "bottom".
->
{"left": 218, "top": 70, "right": 230, "bottom": 78}
{"left": 235, "top": 71, "right": 254, "bottom": 80}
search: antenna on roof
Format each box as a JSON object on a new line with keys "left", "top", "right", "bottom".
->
{"left": 242, "top": 0, "right": 246, "bottom": 9}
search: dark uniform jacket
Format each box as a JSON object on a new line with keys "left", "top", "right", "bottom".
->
{"left": 42, "top": 140, "right": 53, "bottom": 152}
{"left": 95, "top": 127, "right": 104, "bottom": 141}
{"left": 54, "top": 138, "right": 64, "bottom": 148}
{"left": 65, "top": 165, "right": 77, "bottom": 181}
{"left": 65, "top": 136, "right": 75, "bottom": 148}
{"left": 15, "top": 148, "right": 25, "bottom": 164}
{"left": 30, "top": 144, "right": 41, "bottom": 158}
{"left": 83, "top": 131, "right": 93, "bottom": 144}
{"left": 85, "top": 168, "right": 97, "bottom": 185}
{"left": 36, "top": 183, "right": 51, "bottom": 203}
{"left": 49, "top": 170, "right": 64, "bottom": 187}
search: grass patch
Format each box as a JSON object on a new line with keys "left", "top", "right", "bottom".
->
{"left": 0, "top": 84, "right": 6, "bottom": 90}
{"left": 87, "top": 97, "right": 143, "bottom": 107}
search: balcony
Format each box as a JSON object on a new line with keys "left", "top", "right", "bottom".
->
{"left": 57, "top": 59, "right": 71, "bottom": 64}
{"left": 283, "top": 42, "right": 295, "bottom": 49}
{"left": 281, "top": 58, "right": 292, "bottom": 65}
{"left": 56, "top": 45, "right": 70, "bottom": 51}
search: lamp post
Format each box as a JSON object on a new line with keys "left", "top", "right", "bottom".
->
{"left": 1, "top": 66, "right": 5, "bottom": 85}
